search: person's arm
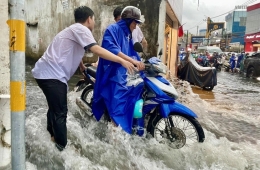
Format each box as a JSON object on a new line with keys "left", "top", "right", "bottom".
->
{"left": 90, "top": 45, "right": 136, "bottom": 73}
{"left": 117, "top": 52, "right": 145, "bottom": 71}
{"left": 91, "top": 58, "right": 99, "bottom": 67}
{"left": 79, "top": 60, "right": 86, "bottom": 73}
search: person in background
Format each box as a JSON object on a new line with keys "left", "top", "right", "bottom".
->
{"left": 179, "top": 51, "right": 186, "bottom": 61}
{"left": 226, "top": 52, "right": 231, "bottom": 60}
{"left": 191, "top": 51, "right": 198, "bottom": 59}
{"left": 205, "top": 50, "right": 210, "bottom": 59}
{"left": 31, "top": 6, "right": 135, "bottom": 151}
{"left": 229, "top": 53, "right": 237, "bottom": 73}
{"left": 240, "top": 52, "right": 249, "bottom": 73}
{"left": 237, "top": 51, "right": 245, "bottom": 71}
{"left": 196, "top": 53, "right": 203, "bottom": 65}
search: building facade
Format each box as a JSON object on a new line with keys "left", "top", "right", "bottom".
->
{"left": 25, "top": 0, "right": 183, "bottom": 76}
{"left": 244, "top": 3, "right": 260, "bottom": 52}
{"left": 225, "top": 6, "right": 247, "bottom": 51}
{"left": 231, "top": 10, "right": 246, "bottom": 45}
{"left": 199, "top": 29, "right": 207, "bottom": 36}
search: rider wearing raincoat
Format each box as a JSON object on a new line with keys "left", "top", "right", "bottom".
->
{"left": 92, "top": 6, "right": 145, "bottom": 134}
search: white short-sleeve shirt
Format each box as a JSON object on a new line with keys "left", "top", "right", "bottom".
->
{"left": 32, "top": 23, "right": 97, "bottom": 86}
{"left": 132, "top": 25, "right": 144, "bottom": 44}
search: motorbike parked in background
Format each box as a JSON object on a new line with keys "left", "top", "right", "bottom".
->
{"left": 213, "top": 56, "right": 223, "bottom": 71}
{"left": 178, "top": 53, "right": 217, "bottom": 91}
{"left": 75, "top": 43, "right": 205, "bottom": 149}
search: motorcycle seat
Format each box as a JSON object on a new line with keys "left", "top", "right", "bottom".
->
{"left": 86, "top": 66, "right": 97, "bottom": 78}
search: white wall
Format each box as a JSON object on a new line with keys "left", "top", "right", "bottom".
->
{"left": 157, "top": 0, "right": 167, "bottom": 63}
{"left": 167, "top": 0, "right": 183, "bottom": 24}
{"left": 0, "top": 0, "right": 11, "bottom": 169}
{"left": 245, "top": 7, "right": 260, "bottom": 34}
{"left": 25, "top": 0, "right": 116, "bottom": 59}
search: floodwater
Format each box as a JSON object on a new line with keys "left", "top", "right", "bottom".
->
{"left": 25, "top": 62, "right": 260, "bottom": 170}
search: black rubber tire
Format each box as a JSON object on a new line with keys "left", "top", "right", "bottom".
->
{"left": 203, "top": 86, "right": 214, "bottom": 91}
{"left": 225, "top": 67, "right": 230, "bottom": 72}
{"left": 81, "top": 85, "right": 112, "bottom": 122}
{"left": 81, "top": 85, "right": 94, "bottom": 106}
{"left": 149, "top": 113, "right": 205, "bottom": 146}
{"left": 246, "top": 67, "right": 255, "bottom": 78}
{"left": 217, "top": 65, "right": 222, "bottom": 71}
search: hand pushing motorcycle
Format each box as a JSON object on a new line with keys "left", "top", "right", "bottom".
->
{"left": 75, "top": 43, "right": 205, "bottom": 149}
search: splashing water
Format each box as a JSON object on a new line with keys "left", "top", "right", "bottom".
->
{"left": 24, "top": 62, "right": 260, "bottom": 169}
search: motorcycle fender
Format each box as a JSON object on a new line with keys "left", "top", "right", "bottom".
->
{"left": 76, "top": 79, "right": 85, "bottom": 87}
{"left": 159, "top": 101, "right": 198, "bottom": 118}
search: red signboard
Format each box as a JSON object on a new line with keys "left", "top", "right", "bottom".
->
{"left": 244, "top": 32, "right": 260, "bottom": 42}
{"left": 247, "top": 3, "right": 260, "bottom": 12}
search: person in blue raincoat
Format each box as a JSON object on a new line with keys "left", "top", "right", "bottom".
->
{"left": 237, "top": 51, "right": 245, "bottom": 71}
{"left": 92, "top": 6, "right": 145, "bottom": 134}
{"left": 229, "top": 53, "right": 237, "bottom": 72}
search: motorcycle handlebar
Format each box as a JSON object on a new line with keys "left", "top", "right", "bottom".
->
{"left": 144, "top": 63, "right": 152, "bottom": 70}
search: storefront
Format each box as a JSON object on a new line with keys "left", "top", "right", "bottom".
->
{"left": 158, "top": 0, "right": 183, "bottom": 77}
{"left": 244, "top": 3, "right": 260, "bottom": 52}
{"left": 244, "top": 32, "right": 260, "bottom": 52}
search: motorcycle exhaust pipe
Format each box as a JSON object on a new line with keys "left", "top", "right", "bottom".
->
{"left": 76, "top": 97, "right": 93, "bottom": 117}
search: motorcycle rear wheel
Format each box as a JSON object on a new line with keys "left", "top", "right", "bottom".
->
{"left": 203, "top": 86, "right": 214, "bottom": 91}
{"left": 81, "top": 85, "right": 94, "bottom": 106}
{"left": 149, "top": 113, "right": 205, "bottom": 149}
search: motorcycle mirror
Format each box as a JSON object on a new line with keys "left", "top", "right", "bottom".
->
{"left": 134, "top": 42, "right": 148, "bottom": 59}
{"left": 133, "top": 42, "right": 143, "bottom": 53}
{"left": 158, "top": 49, "right": 163, "bottom": 56}
{"left": 158, "top": 49, "right": 163, "bottom": 59}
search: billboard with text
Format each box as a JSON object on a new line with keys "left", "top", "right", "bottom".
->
{"left": 191, "top": 36, "right": 205, "bottom": 43}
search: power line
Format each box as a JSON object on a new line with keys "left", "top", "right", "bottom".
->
{"left": 211, "top": 10, "right": 233, "bottom": 19}
{"left": 187, "top": 20, "right": 205, "bottom": 30}
{"left": 210, "top": 0, "right": 258, "bottom": 19}
{"left": 185, "top": 0, "right": 258, "bottom": 32}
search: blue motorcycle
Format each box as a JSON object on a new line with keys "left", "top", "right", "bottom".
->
{"left": 76, "top": 43, "right": 205, "bottom": 148}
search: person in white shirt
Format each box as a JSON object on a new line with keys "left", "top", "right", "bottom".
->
{"left": 31, "top": 6, "right": 136, "bottom": 151}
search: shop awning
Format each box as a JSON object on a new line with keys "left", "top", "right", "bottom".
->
{"left": 253, "top": 44, "right": 260, "bottom": 47}
{"left": 244, "top": 32, "right": 260, "bottom": 42}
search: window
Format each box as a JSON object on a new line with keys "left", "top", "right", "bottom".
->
{"left": 240, "top": 17, "right": 246, "bottom": 26}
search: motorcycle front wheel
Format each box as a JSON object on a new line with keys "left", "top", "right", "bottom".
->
{"left": 149, "top": 113, "right": 205, "bottom": 149}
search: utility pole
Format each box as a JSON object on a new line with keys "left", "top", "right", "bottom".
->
{"left": 225, "top": 32, "right": 228, "bottom": 52}
{"left": 186, "top": 30, "right": 189, "bottom": 50}
{"left": 7, "top": 0, "right": 26, "bottom": 169}
{"left": 206, "top": 17, "right": 212, "bottom": 46}
{"left": 197, "top": 26, "right": 199, "bottom": 36}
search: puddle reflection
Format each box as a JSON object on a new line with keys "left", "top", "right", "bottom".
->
{"left": 191, "top": 86, "right": 215, "bottom": 100}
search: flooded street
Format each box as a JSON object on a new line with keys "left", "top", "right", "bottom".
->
{"left": 25, "top": 62, "right": 260, "bottom": 170}
{"left": 192, "top": 71, "right": 260, "bottom": 144}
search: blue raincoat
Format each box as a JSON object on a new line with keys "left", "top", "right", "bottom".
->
{"left": 229, "top": 55, "right": 236, "bottom": 70}
{"left": 92, "top": 19, "right": 144, "bottom": 134}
